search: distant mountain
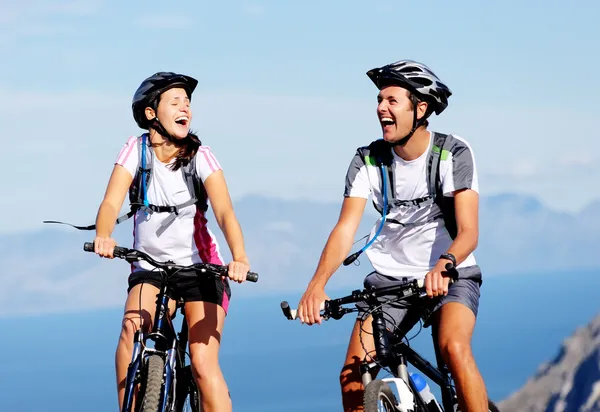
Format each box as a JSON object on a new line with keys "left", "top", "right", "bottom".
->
{"left": 0, "top": 193, "right": 598, "bottom": 316}
{"left": 498, "top": 313, "right": 600, "bottom": 411}
{"left": 478, "top": 194, "right": 600, "bottom": 274}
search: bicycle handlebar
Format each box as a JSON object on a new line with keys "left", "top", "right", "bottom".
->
{"left": 281, "top": 263, "right": 459, "bottom": 321}
{"left": 83, "top": 242, "right": 259, "bottom": 283}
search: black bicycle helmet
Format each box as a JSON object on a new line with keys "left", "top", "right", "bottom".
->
{"left": 366, "top": 59, "right": 452, "bottom": 115}
{"left": 132, "top": 72, "right": 198, "bottom": 129}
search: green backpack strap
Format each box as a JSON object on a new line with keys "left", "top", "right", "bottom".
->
{"left": 429, "top": 132, "right": 458, "bottom": 239}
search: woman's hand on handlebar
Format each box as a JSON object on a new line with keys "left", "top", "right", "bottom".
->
{"left": 94, "top": 236, "right": 117, "bottom": 259}
{"left": 227, "top": 258, "right": 251, "bottom": 283}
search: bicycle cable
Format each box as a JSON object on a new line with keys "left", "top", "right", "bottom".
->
{"left": 357, "top": 295, "right": 407, "bottom": 372}
{"left": 356, "top": 292, "right": 426, "bottom": 376}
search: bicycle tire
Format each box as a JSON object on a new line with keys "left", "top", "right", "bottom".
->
{"left": 140, "top": 354, "right": 165, "bottom": 412}
{"left": 363, "top": 380, "right": 399, "bottom": 412}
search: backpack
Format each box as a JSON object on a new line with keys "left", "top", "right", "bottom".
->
{"left": 361, "top": 132, "right": 457, "bottom": 239}
{"left": 44, "top": 134, "right": 208, "bottom": 236}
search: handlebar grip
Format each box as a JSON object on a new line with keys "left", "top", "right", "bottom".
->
{"left": 280, "top": 301, "right": 298, "bottom": 320}
{"left": 113, "top": 246, "right": 129, "bottom": 258}
{"left": 246, "top": 272, "right": 259, "bottom": 283}
{"left": 83, "top": 242, "right": 129, "bottom": 259}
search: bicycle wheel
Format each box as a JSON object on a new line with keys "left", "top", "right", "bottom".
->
{"left": 364, "top": 380, "right": 399, "bottom": 412}
{"left": 140, "top": 354, "right": 165, "bottom": 412}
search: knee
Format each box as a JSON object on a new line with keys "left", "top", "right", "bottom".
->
{"left": 119, "top": 314, "right": 149, "bottom": 345}
{"left": 439, "top": 338, "right": 472, "bottom": 367}
{"left": 190, "top": 348, "right": 219, "bottom": 381}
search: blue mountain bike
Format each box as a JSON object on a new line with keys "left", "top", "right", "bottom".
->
{"left": 83, "top": 242, "right": 258, "bottom": 412}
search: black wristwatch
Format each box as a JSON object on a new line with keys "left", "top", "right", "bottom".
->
{"left": 440, "top": 252, "right": 457, "bottom": 267}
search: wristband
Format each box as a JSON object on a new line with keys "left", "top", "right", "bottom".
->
{"left": 440, "top": 252, "right": 457, "bottom": 267}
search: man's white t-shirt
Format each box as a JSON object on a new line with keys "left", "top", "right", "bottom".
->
{"left": 115, "top": 135, "right": 224, "bottom": 272}
{"left": 344, "top": 132, "right": 479, "bottom": 280}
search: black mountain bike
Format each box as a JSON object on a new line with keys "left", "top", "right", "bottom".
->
{"left": 83, "top": 242, "right": 258, "bottom": 412}
{"left": 280, "top": 263, "right": 499, "bottom": 412}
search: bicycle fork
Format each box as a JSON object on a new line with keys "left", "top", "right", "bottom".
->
{"left": 160, "top": 338, "right": 178, "bottom": 412}
{"left": 361, "top": 312, "right": 421, "bottom": 411}
{"left": 122, "top": 329, "right": 144, "bottom": 412}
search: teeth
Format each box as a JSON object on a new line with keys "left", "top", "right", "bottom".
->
{"left": 175, "top": 116, "right": 188, "bottom": 122}
{"left": 381, "top": 117, "right": 394, "bottom": 125}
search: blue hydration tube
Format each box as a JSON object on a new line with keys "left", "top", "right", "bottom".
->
{"left": 141, "top": 134, "right": 150, "bottom": 212}
{"left": 343, "top": 164, "right": 388, "bottom": 266}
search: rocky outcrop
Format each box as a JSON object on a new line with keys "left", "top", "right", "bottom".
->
{"left": 499, "top": 314, "right": 600, "bottom": 412}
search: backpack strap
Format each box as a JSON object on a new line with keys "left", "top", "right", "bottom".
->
{"left": 43, "top": 135, "right": 209, "bottom": 235}
{"left": 427, "top": 133, "right": 445, "bottom": 199}
{"left": 431, "top": 132, "right": 458, "bottom": 239}
{"left": 150, "top": 159, "right": 208, "bottom": 237}
{"left": 365, "top": 139, "right": 394, "bottom": 216}
{"left": 368, "top": 135, "right": 453, "bottom": 228}
{"left": 370, "top": 138, "right": 438, "bottom": 215}
{"left": 42, "top": 134, "right": 151, "bottom": 231}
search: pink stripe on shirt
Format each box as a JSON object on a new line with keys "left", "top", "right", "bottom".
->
{"left": 193, "top": 207, "right": 229, "bottom": 313}
{"left": 193, "top": 208, "right": 223, "bottom": 265}
{"left": 198, "top": 147, "right": 220, "bottom": 172}
{"left": 116, "top": 136, "right": 138, "bottom": 165}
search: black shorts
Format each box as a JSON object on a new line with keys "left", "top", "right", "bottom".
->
{"left": 127, "top": 269, "right": 232, "bottom": 314}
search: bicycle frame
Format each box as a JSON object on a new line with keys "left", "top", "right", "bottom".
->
{"left": 360, "top": 306, "right": 457, "bottom": 411}
{"left": 122, "top": 269, "right": 183, "bottom": 412}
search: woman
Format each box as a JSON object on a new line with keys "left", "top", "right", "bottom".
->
{"left": 93, "top": 71, "right": 250, "bottom": 412}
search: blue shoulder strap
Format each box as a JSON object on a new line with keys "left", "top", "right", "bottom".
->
{"left": 141, "top": 134, "right": 150, "bottom": 210}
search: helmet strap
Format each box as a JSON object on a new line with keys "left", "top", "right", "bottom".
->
{"left": 149, "top": 117, "right": 178, "bottom": 143}
{"left": 390, "top": 95, "right": 430, "bottom": 147}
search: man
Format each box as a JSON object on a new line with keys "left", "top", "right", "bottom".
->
{"left": 297, "top": 59, "right": 489, "bottom": 411}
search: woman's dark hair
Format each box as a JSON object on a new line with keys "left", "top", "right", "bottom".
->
{"left": 150, "top": 131, "right": 202, "bottom": 171}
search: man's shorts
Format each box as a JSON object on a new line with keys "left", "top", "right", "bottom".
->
{"left": 355, "top": 266, "right": 482, "bottom": 336}
{"left": 127, "top": 269, "right": 231, "bottom": 314}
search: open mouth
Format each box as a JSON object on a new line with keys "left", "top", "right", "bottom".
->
{"left": 175, "top": 116, "right": 189, "bottom": 127}
{"left": 380, "top": 117, "right": 395, "bottom": 128}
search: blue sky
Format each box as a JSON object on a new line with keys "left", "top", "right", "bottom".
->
{"left": 1, "top": 0, "right": 599, "bottom": 234}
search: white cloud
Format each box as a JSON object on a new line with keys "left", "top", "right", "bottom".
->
{"left": 560, "top": 153, "right": 597, "bottom": 168}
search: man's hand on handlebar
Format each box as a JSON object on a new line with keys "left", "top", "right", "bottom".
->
{"left": 297, "top": 284, "right": 330, "bottom": 325}
{"left": 424, "top": 259, "right": 458, "bottom": 298}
